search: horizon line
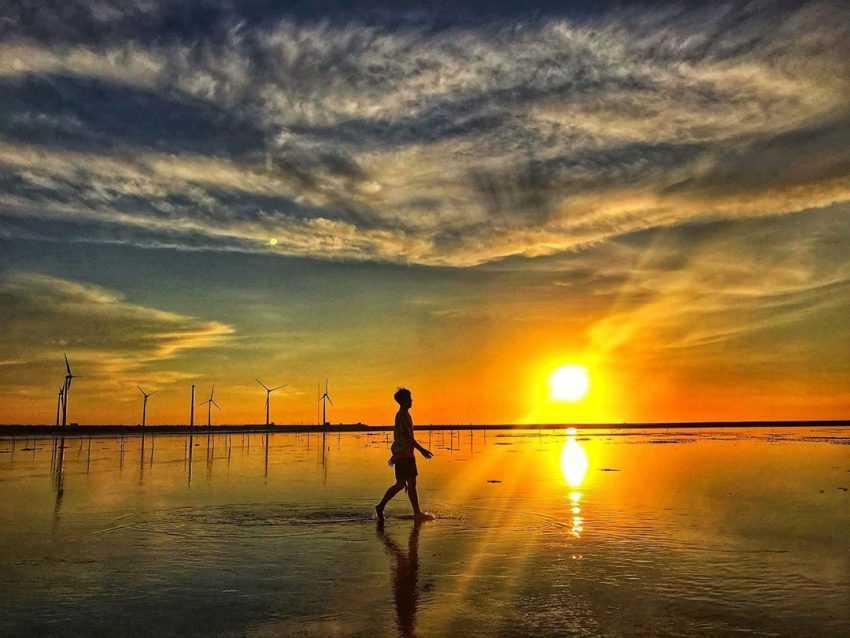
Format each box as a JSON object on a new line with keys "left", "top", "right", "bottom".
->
{"left": 2, "top": 418, "right": 849, "bottom": 436}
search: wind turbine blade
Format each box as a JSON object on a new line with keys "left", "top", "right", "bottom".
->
{"left": 64, "top": 353, "right": 71, "bottom": 375}
{"left": 212, "top": 400, "right": 221, "bottom": 409}
{"left": 327, "top": 396, "right": 334, "bottom": 406}
{"left": 138, "top": 386, "right": 145, "bottom": 396}
{"left": 271, "top": 384, "right": 287, "bottom": 392}
{"left": 256, "top": 379, "right": 270, "bottom": 391}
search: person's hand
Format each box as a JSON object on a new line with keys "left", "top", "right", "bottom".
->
{"left": 422, "top": 448, "right": 433, "bottom": 459}
{"left": 387, "top": 456, "right": 396, "bottom": 466}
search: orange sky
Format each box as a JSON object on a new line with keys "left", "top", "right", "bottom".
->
{"left": 1, "top": 217, "right": 849, "bottom": 426}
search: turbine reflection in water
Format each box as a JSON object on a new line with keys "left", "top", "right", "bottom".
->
{"left": 560, "top": 427, "right": 588, "bottom": 538}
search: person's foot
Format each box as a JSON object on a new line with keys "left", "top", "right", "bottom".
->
{"left": 413, "top": 511, "right": 434, "bottom": 521}
{"left": 375, "top": 504, "right": 385, "bottom": 521}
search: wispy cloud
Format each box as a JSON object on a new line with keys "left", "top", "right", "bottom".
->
{"left": 0, "top": 1, "right": 849, "bottom": 265}
{"left": 0, "top": 272, "right": 234, "bottom": 392}
{"left": 553, "top": 208, "right": 850, "bottom": 374}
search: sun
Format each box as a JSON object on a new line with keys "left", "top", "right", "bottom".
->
{"left": 549, "top": 365, "right": 590, "bottom": 402}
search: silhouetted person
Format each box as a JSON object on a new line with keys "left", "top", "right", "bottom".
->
{"left": 377, "top": 520, "right": 423, "bottom": 638}
{"left": 376, "top": 388, "right": 432, "bottom": 521}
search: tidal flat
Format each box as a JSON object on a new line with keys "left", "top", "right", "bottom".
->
{"left": 1, "top": 427, "right": 848, "bottom": 637}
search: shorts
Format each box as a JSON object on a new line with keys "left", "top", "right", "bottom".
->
{"left": 394, "top": 457, "right": 418, "bottom": 483}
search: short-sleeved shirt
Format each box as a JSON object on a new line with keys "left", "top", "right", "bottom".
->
{"left": 392, "top": 410, "right": 415, "bottom": 459}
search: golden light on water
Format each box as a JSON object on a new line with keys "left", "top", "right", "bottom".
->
{"left": 560, "top": 430, "right": 589, "bottom": 488}
{"left": 549, "top": 365, "right": 590, "bottom": 402}
{"left": 561, "top": 432, "right": 589, "bottom": 537}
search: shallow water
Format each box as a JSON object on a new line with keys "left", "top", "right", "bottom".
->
{"left": 1, "top": 427, "right": 848, "bottom": 637}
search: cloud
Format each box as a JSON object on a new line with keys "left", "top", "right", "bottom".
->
{"left": 0, "top": 1, "right": 849, "bottom": 266}
{"left": 0, "top": 73, "right": 265, "bottom": 156}
{"left": 542, "top": 207, "right": 850, "bottom": 376}
{"left": 0, "top": 272, "right": 234, "bottom": 391}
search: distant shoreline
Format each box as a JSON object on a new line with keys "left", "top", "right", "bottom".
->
{"left": 0, "top": 420, "right": 848, "bottom": 437}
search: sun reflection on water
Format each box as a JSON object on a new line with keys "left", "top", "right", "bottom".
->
{"left": 560, "top": 428, "right": 588, "bottom": 488}
{"left": 561, "top": 428, "right": 589, "bottom": 537}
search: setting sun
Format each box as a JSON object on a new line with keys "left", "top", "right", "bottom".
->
{"left": 549, "top": 365, "right": 590, "bottom": 402}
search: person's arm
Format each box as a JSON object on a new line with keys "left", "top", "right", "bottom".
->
{"left": 413, "top": 439, "right": 432, "bottom": 458}
{"left": 409, "top": 419, "right": 432, "bottom": 458}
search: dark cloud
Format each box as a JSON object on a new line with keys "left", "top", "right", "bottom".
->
{"left": 0, "top": 73, "right": 264, "bottom": 157}
{"left": 299, "top": 108, "right": 513, "bottom": 151}
{"left": 470, "top": 141, "right": 707, "bottom": 222}
{"left": 665, "top": 112, "right": 850, "bottom": 199}
{"left": 1, "top": 1, "right": 741, "bottom": 47}
{"left": 0, "top": 0, "right": 849, "bottom": 267}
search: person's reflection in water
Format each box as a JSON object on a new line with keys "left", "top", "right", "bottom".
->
{"left": 377, "top": 520, "right": 423, "bottom": 638}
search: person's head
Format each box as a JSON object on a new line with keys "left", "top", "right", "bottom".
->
{"left": 394, "top": 387, "right": 413, "bottom": 409}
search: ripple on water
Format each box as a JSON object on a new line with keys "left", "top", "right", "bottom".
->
{"left": 118, "top": 504, "right": 375, "bottom": 540}
{"left": 113, "top": 503, "right": 471, "bottom": 541}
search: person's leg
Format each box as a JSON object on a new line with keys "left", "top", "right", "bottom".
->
{"left": 405, "top": 477, "right": 422, "bottom": 516}
{"left": 376, "top": 481, "right": 405, "bottom": 520}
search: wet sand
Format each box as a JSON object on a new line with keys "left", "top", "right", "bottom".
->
{"left": 1, "top": 427, "right": 848, "bottom": 636}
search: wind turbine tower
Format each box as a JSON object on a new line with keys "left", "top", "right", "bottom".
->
{"left": 257, "top": 379, "right": 286, "bottom": 427}
{"left": 138, "top": 386, "right": 154, "bottom": 427}
{"left": 319, "top": 379, "right": 333, "bottom": 428}
{"left": 61, "top": 354, "right": 77, "bottom": 427}
{"left": 200, "top": 385, "right": 221, "bottom": 428}
{"left": 55, "top": 385, "right": 65, "bottom": 426}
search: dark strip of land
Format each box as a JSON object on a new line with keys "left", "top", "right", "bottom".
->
{"left": 0, "top": 420, "right": 848, "bottom": 437}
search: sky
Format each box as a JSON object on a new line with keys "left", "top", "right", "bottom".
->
{"left": 0, "top": 0, "right": 849, "bottom": 425}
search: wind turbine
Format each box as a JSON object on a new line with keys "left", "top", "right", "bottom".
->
{"left": 138, "top": 386, "right": 155, "bottom": 427}
{"left": 319, "top": 379, "right": 333, "bottom": 427}
{"left": 256, "top": 379, "right": 286, "bottom": 427}
{"left": 61, "top": 354, "right": 78, "bottom": 427}
{"left": 200, "top": 385, "right": 221, "bottom": 428}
